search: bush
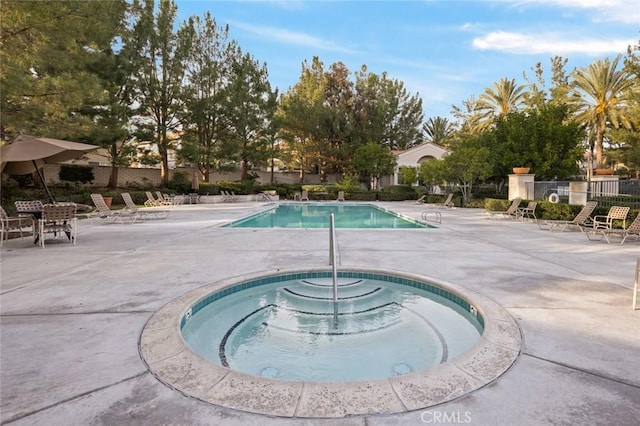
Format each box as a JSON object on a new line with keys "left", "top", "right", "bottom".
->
{"left": 484, "top": 198, "right": 509, "bottom": 212}
{"left": 378, "top": 185, "right": 417, "bottom": 201}
{"left": 59, "top": 165, "right": 94, "bottom": 184}
{"left": 167, "top": 171, "right": 191, "bottom": 194}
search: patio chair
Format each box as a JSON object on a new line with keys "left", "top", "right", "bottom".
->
{"left": 516, "top": 201, "right": 537, "bottom": 222}
{"left": 486, "top": 198, "right": 521, "bottom": 219}
{"left": 155, "top": 191, "right": 174, "bottom": 206}
{"left": 89, "top": 193, "right": 136, "bottom": 224}
{"left": 591, "top": 206, "right": 630, "bottom": 230}
{"left": 121, "top": 193, "right": 170, "bottom": 220}
{"left": 1, "top": 206, "right": 35, "bottom": 246}
{"left": 585, "top": 213, "right": 640, "bottom": 245}
{"left": 538, "top": 201, "right": 598, "bottom": 232}
{"left": 439, "top": 193, "right": 454, "bottom": 208}
{"left": 300, "top": 190, "right": 309, "bottom": 201}
{"left": 337, "top": 191, "right": 345, "bottom": 202}
{"left": 144, "top": 191, "right": 162, "bottom": 207}
{"left": 14, "top": 200, "right": 44, "bottom": 216}
{"left": 415, "top": 195, "right": 426, "bottom": 204}
{"left": 38, "top": 203, "right": 77, "bottom": 248}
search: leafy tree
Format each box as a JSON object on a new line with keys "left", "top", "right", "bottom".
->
{"left": 353, "top": 67, "right": 423, "bottom": 150}
{"left": 81, "top": 20, "right": 141, "bottom": 188}
{"left": 0, "top": 0, "right": 127, "bottom": 139}
{"left": 570, "top": 55, "right": 636, "bottom": 168}
{"left": 352, "top": 142, "right": 396, "bottom": 190}
{"left": 398, "top": 166, "right": 418, "bottom": 186}
{"left": 277, "top": 57, "right": 327, "bottom": 182}
{"left": 224, "top": 49, "right": 277, "bottom": 180}
{"left": 440, "top": 136, "right": 492, "bottom": 204}
{"left": 490, "top": 104, "right": 582, "bottom": 180}
{"left": 180, "top": 13, "right": 235, "bottom": 182}
{"left": 129, "top": 0, "right": 193, "bottom": 186}
{"left": 317, "top": 61, "right": 356, "bottom": 180}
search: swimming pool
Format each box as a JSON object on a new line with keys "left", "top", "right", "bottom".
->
{"left": 140, "top": 268, "right": 522, "bottom": 417}
{"left": 181, "top": 271, "right": 483, "bottom": 382}
{"left": 223, "top": 203, "right": 431, "bottom": 228}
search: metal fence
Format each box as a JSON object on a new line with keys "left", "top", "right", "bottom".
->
{"left": 529, "top": 179, "right": 640, "bottom": 208}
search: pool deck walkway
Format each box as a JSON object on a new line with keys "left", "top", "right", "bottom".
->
{"left": 1, "top": 201, "right": 639, "bottom": 425}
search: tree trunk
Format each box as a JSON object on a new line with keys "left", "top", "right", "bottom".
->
{"left": 595, "top": 116, "right": 606, "bottom": 168}
{"left": 108, "top": 164, "right": 118, "bottom": 188}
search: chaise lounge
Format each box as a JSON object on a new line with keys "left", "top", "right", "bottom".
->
{"left": 538, "top": 201, "right": 598, "bottom": 232}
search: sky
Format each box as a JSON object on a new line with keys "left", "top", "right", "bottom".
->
{"left": 175, "top": 0, "right": 639, "bottom": 120}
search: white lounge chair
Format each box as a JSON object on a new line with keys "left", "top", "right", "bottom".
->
{"left": 89, "top": 194, "right": 136, "bottom": 224}
{"left": 337, "top": 191, "right": 345, "bottom": 202}
{"left": 300, "top": 190, "right": 309, "bottom": 201}
{"left": 121, "top": 193, "right": 170, "bottom": 220}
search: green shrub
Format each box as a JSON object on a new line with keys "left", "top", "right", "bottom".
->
{"left": 536, "top": 201, "right": 582, "bottom": 220}
{"left": 168, "top": 171, "right": 191, "bottom": 194}
{"left": 484, "top": 198, "right": 509, "bottom": 212}
{"left": 58, "top": 165, "right": 94, "bottom": 184}
{"left": 348, "top": 191, "right": 377, "bottom": 201}
{"left": 197, "top": 182, "right": 219, "bottom": 195}
{"left": 377, "top": 185, "right": 417, "bottom": 201}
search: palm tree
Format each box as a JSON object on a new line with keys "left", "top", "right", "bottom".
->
{"left": 570, "top": 55, "right": 636, "bottom": 168}
{"left": 472, "top": 77, "right": 527, "bottom": 132}
{"left": 422, "top": 116, "right": 456, "bottom": 147}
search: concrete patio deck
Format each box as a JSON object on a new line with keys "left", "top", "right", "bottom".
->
{"left": 1, "top": 201, "right": 638, "bottom": 425}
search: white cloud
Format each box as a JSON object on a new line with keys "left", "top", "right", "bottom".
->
{"left": 515, "top": 0, "right": 640, "bottom": 24}
{"left": 229, "top": 21, "right": 358, "bottom": 54}
{"left": 472, "top": 31, "right": 633, "bottom": 55}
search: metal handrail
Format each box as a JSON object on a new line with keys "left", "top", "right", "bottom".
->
{"left": 329, "top": 213, "right": 338, "bottom": 328}
{"left": 633, "top": 257, "right": 639, "bottom": 310}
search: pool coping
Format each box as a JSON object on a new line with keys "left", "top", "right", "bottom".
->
{"left": 139, "top": 267, "right": 522, "bottom": 418}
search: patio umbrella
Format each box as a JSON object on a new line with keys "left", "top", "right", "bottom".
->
{"left": 1, "top": 135, "right": 99, "bottom": 203}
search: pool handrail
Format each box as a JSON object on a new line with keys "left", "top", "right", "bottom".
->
{"left": 330, "top": 213, "right": 338, "bottom": 328}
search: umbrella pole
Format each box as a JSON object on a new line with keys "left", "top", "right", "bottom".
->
{"left": 32, "top": 160, "right": 55, "bottom": 204}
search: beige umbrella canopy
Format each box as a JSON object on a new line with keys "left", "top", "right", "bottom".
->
{"left": 1, "top": 135, "right": 99, "bottom": 203}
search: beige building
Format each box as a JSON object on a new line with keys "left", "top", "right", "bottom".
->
{"left": 392, "top": 142, "right": 449, "bottom": 185}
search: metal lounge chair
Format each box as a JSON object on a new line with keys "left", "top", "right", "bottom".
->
{"left": 538, "top": 201, "right": 598, "bottom": 232}
{"left": 516, "top": 201, "right": 537, "bottom": 222}
{"left": 1, "top": 206, "right": 35, "bottom": 246}
{"left": 144, "top": 191, "right": 162, "bottom": 207}
{"left": 486, "top": 197, "right": 521, "bottom": 219}
{"left": 155, "top": 191, "right": 174, "bottom": 206}
{"left": 585, "top": 212, "right": 639, "bottom": 245}
{"left": 591, "top": 206, "right": 630, "bottom": 230}
{"left": 89, "top": 193, "right": 136, "bottom": 224}
{"left": 121, "top": 193, "right": 170, "bottom": 220}
{"left": 38, "top": 203, "right": 77, "bottom": 248}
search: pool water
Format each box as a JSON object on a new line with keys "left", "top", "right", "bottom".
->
{"left": 181, "top": 272, "right": 483, "bottom": 382}
{"left": 223, "top": 203, "right": 430, "bottom": 228}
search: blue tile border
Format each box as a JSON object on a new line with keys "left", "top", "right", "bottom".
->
{"left": 181, "top": 270, "right": 485, "bottom": 331}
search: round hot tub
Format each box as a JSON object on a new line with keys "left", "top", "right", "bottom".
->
{"left": 140, "top": 268, "right": 521, "bottom": 418}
